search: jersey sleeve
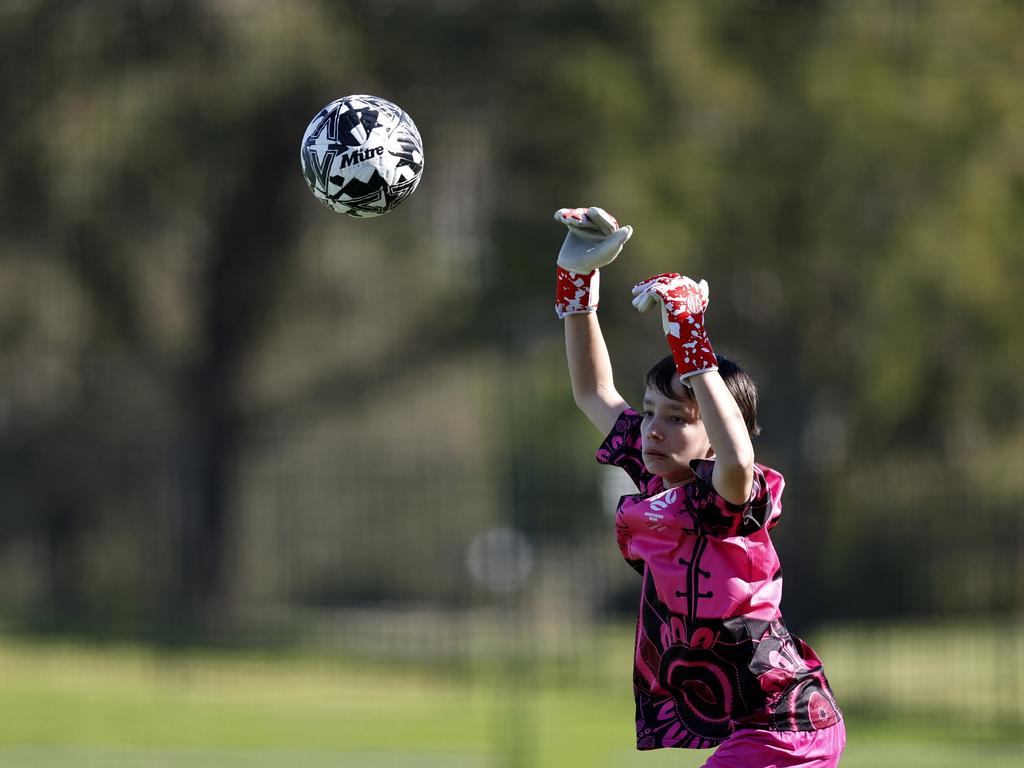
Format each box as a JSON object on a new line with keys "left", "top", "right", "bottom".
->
{"left": 685, "top": 460, "right": 782, "bottom": 538}
{"left": 596, "top": 409, "right": 661, "bottom": 495}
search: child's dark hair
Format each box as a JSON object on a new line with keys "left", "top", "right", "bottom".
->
{"left": 644, "top": 354, "right": 762, "bottom": 438}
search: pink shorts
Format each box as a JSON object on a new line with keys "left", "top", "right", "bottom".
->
{"left": 702, "top": 721, "right": 846, "bottom": 768}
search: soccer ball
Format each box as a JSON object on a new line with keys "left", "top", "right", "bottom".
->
{"left": 300, "top": 94, "right": 424, "bottom": 218}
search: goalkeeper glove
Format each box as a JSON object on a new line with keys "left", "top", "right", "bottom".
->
{"left": 632, "top": 272, "right": 718, "bottom": 381}
{"left": 553, "top": 206, "right": 632, "bottom": 318}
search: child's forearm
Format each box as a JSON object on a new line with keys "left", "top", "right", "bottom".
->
{"left": 565, "top": 312, "right": 627, "bottom": 434}
{"left": 565, "top": 312, "right": 612, "bottom": 398}
{"left": 689, "top": 372, "right": 755, "bottom": 504}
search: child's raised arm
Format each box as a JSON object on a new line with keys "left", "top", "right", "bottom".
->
{"left": 632, "top": 274, "right": 755, "bottom": 505}
{"left": 553, "top": 207, "right": 633, "bottom": 435}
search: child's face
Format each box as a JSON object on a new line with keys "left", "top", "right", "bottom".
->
{"left": 640, "top": 379, "right": 713, "bottom": 488}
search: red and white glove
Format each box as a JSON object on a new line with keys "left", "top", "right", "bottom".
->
{"left": 632, "top": 273, "right": 718, "bottom": 381}
{"left": 553, "top": 206, "right": 632, "bottom": 318}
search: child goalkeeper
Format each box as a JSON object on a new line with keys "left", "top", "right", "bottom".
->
{"left": 554, "top": 207, "right": 845, "bottom": 767}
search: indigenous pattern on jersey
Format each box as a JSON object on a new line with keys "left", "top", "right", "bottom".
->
{"left": 597, "top": 409, "right": 842, "bottom": 751}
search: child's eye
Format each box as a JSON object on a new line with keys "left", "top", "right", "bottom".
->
{"left": 670, "top": 416, "right": 684, "bottom": 424}
{"left": 641, "top": 410, "right": 653, "bottom": 419}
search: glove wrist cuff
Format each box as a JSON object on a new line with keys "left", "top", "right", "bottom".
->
{"left": 555, "top": 266, "right": 600, "bottom": 318}
{"left": 665, "top": 326, "right": 717, "bottom": 379}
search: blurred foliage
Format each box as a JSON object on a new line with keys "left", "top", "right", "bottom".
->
{"left": 0, "top": 0, "right": 1022, "bottom": 640}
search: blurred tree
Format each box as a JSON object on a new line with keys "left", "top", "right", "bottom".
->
{"left": 0, "top": 0, "right": 1021, "bottom": 638}
{"left": 0, "top": 0, "right": 361, "bottom": 631}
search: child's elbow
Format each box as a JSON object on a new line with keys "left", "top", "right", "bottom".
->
{"left": 735, "top": 443, "right": 755, "bottom": 475}
{"left": 716, "top": 450, "right": 755, "bottom": 505}
{"left": 719, "top": 436, "right": 755, "bottom": 475}
{"left": 572, "top": 389, "right": 594, "bottom": 415}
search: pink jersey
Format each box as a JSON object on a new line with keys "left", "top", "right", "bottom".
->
{"left": 597, "top": 409, "right": 842, "bottom": 751}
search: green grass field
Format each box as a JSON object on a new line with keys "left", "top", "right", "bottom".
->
{"left": 0, "top": 622, "right": 1021, "bottom": 768}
